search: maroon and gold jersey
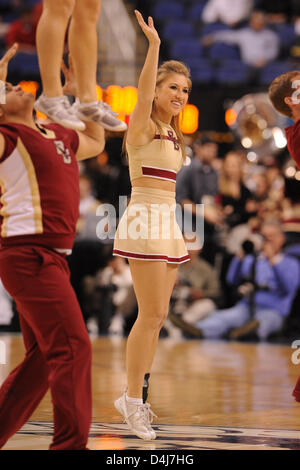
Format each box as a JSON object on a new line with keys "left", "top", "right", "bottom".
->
{"left": 285, "top": 120, "right": 300, "bottom": 170}
{"left": 0, "top": 122, "right": 80, "bottom": 250}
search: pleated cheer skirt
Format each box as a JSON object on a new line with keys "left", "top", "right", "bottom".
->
{"left": 113, "top": 187, "right": 190, "bottom": 264}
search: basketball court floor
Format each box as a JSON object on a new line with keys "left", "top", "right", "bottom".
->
{"left": 1, "top": 334, "right": 300, "bottom": 450}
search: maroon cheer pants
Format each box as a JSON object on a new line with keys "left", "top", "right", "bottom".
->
{"left": 0, "top": 245, "right": 92, "bottom": 450}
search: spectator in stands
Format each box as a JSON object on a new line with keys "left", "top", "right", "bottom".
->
{"left": 224, "top": 214, "right": 262, "bottom": 257}
{"left": 263, "top": 157, "right": 285, "bottom": 195}
{"left": 176, "top": 136, "right": 222, "bottom": 263}
{"left": 5, "top": 5, "right": 41, "bottom": 51}
{"left": 69, "top": 173, "right": 112, "bottom": 320}
{"left": 76, "top": 173, "right": 101, "bottom": 236}
{"left": 85, "top": 254, "right": 136, "bottom": 336}
{"left": 170, "top": 220, "right": 300, "bottom": 341}
{"left": 282, "top": 177, "right": 300, "bottom": 246}
{"left": 169, "top": 234, "right": 222, "bottom": 329}
{"left": 247, "top": 171, "right": 283, "bottom": 224}
{"left": 252, "top": 172, "right": 271, "bottom": 203}
{"left": 218, "top": 150, "right": 254, "bottom": 229}
{"left": 176, "top": 136, "right": 221, "bottom": 223}
{"left": 202, "top": 0, "right": 254, "bottom": 28}
{"left": 202, "top": 10, "right": 280, "bottom": 68}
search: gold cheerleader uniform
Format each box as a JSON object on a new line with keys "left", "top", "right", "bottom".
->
{"left": 113, "top": 120, "right": 190, "bottom": 264}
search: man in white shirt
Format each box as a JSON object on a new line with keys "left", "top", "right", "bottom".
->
{"left": 202, "top": 0, "right": 254, "bottom": 28}
{"left": 202, "top": 10, "right": 280, "bottom": 67}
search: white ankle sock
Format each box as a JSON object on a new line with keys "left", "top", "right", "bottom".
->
{"left": 125, "top": 393, "right": 143, "bottom": 405}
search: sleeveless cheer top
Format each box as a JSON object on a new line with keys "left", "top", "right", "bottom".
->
{"left": 126, "top": 120, "right": 183, "bottom": 183}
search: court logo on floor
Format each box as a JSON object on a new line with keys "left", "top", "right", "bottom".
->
{"left": 12, "top": 421, "right": 300, "bottom": 450}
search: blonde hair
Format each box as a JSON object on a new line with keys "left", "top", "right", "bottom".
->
{"left": 123, "top": 60, "right": 192, "bottom": 160}
{"left": 153, "top": 60, "right": 192, "bottom": 160}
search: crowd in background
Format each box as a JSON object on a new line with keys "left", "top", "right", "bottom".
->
{"left": 0, "top": 0, "right": 300, "bottom": 344}
{"left": 131, "top": 0, "right": 300, "bottom": 88}
{"left": 4, "top": 130, "right": 300, "bottom": 345}
{"left": 0, "top": 1, "right": 299, "bottom": 86}
{"left": 0, "top": 1, "right": 42, "bottom": 50}
{"left": 62, "top": 134, "right": 300, "bottom": 343}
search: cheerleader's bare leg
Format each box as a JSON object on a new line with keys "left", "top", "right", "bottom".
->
{"left": 36, "top": 0, "right": 75, "bottom": 97}
{"left": 69, "top": 0, "right": 102, "bottom": 103}
{"left": 126, "top": 260, "right": 178, "bottom": 399}
{"left": 144, "top": 262, "right": 178, "bottom": 375}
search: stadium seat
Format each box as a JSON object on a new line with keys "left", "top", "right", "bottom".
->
{"left": 187, "top": 2, "right": 207, "bottom": 21}
{"left": 153, "top": 2, "right": 184, "bottom": 21}
{"left": 169, "top": 39, "right": 203, "bottom": 61}
{"left": 259, "top": 61, "right": 293, "bottom": 85}
{"left": 208, "top": 42, "right": 240, "bottom": 61}
{"left": 163, "top": 21, "right": 195, "bottom": 41}
{"left": 272, "top": 23, "right": 297, "bottom": 48}
{"left": 9, "top": 52, "right": 40, "bottom": 77}
{"left": 188, "top": 58, "right": 214, "bottom": 84}
{"left": 215, "top": 59, "right": 250, "bottom": 85}
{"left": 201, "top": 22, "right": 230, "bottom": 37}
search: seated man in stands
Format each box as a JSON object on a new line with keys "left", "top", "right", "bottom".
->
{"left": 84, "top": 254, "right": 136, "bottom": 336}
{"left": 171, "top": 220, "right": 300, "bottom": 341}
{"left": 169, "top": 234, "right": 222, "bottom": 328}
{"left": 202, "top": 0, "right": 254, "bottom": 28}
{"left": 176, "top": 136, "right": 223, "bottom": 264}
{"left": 202, "top": 10, "right": 279, "bottom": 68}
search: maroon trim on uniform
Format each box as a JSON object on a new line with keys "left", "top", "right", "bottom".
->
{"left": 142, "top": 166, "right": 177, "bottom": 181}
{"left": 154, "top": 130, "right": 180, "bottom": 150}
{"left": 0, "top": 125, "right": 18, "bottom": 163}
{"left": 113, "top": 249, "right": 190, "bottom": 264}
{"left": 282, "top": 218, "right": 300, "bottom": 223}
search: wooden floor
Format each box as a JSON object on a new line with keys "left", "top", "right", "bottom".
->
{"left": 1, "top": 334, "right": 300, "bottom": 450}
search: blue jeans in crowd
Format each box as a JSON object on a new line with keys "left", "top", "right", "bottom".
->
{"left": 195, "top": 302, "right": 284, "bottom": 340}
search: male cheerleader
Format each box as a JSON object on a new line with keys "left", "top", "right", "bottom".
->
{"left": 0, "top": 43, "right": 105, "bottom": 450}
{"left": 269, "top": 70, "right": 300, "bottom": 402}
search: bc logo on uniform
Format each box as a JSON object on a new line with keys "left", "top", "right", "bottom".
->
{"left": 0, "top": 340, "right": 6, "bottom": 365}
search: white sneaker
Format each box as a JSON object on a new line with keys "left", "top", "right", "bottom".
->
{"left": 34, "top": 94, "right": 86, "bottom": 131}
{"left": 74, "top": 100, "right": 127, "bottom": 132}
{"left": 114, "top": 393, "right": 157, "bottom": 440}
